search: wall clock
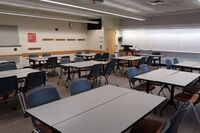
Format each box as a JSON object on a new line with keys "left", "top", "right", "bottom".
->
{"left": 69, "top": 22, "right": 74, "bottom": 28}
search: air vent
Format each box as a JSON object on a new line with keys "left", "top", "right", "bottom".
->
{"left": 148, "top": 0, "right": 167, "bottom": 6}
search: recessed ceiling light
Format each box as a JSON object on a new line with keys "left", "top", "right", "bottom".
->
{"left": 40, "top": 0, "right": 145, "bottom": 21}
{"left": 148, "top": 0, "right": 167, "bottom": 6}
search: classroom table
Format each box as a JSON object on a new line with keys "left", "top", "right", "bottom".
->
{"left": 76, "top": 53, "right": 96, "bottom": 60}
{"left": 60, "top": 60, "right": 107, "bottom": 81}
{"left": 114, "top": 56, "right": 142, "bottom": 70}
{"left": 26, "top": 85, "right": 166, "bottom": 133}
{"left": 27, "top": 55, "right": 64, "bottom": 68}
{"left": 0, "top": 68, "right": 39, "bottom": 78}
{"left": 135, "top": 68, "right": 200, "bottom": 115}
{"left": 135, "top": 53, "right": 164, "bottom": 66}
{"left": 0, "top": 60, "right": 15, "bottom": 64}
{"left": 174, "top": 61, "right": 200, "bottom": 71}
{"left": 0, "top": 68, "right": 40, "bottom": 113}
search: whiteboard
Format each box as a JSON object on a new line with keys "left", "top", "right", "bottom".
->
{"left": 121, "top": 28, "right": 200, "bottom": 53}
{"left": 0, "top": 25, "right": 20, "bottom": 47}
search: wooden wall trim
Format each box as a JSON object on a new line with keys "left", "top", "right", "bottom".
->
{"left": 21, "top": 49, "right": 107, "bottom": 57}
{"left": 0, "top": 50, "right": 107, "bottom": 57}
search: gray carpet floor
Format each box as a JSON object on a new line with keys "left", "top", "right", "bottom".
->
{"left": 0, "top": 69, "right": 200, "bottom": 133}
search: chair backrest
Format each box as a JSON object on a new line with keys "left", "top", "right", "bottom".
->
{"left": 46, "top": 57, "right": 57, "bottom": 67}
{"left": 61, "top": 56, "right": 70, "bottom": 59}
{"left": 0, "top": 63, "right": 17, "bottom": 71}
{"left": 127, "top": 67, "right": 139, "bottom": 82}
{"left": 173, "top": 58, "right": 179, "bottom": 64}
{"left": 139, "top": 57, "right": 146, "bottom": 65}
{"left": 101, "top": 53, "right": 109, "bottom": 61}
{"left": 74, "top": 57, "right": 84, "bottom": 62}
{"left": 140, "top": 64, "right": 150, "bottom": 73}
{"left": 89, "top": 64, "right": 102, "bottom": 78}
{"left": 104, "top": 59, "right": 117, "bottom": 75}
{"left": 28, "top": 86, "right": 60, "bottom": 108}
{"left": 165, "top": 59, "right": 173, "bottom": 69}
{"left": 0, "top": 76, "right": 18, "bottom": 99}
{"left": 42, "top": 53, "right": 51, "bottom": 57}
{"left": 29, "top": 54, "right": 38, "bottom": 58}
{"left": 69, "top": 79, "right": 91, "bottom": 95}
{"left": 146, "top": 56, "right": 153, "bottom": 66}
{"left": 94, "top": 53, "right": 102, "bottom": 61}
{"left": 25, "top": 71, "right": 46, "bottom": 92}
{"left": 163, "top": 103, "right": 192, "bottom": 133}
{"left": 59, "top": 58, "right": 71, "bottom": 64}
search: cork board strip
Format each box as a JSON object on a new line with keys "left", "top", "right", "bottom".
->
{"left": 28, "top": 47, "right": 41, "bottom": 50}
{"left": 77, "top": 39, "right": 85, "bottom": 41}
{"left": 42, "top": 38, "right": 54, "bottom": 41}
{"left": 55, "top": 39, "right": 66, "bottom": 41}
{"left": 67, "top": 39, "right": 76, "bottom": 41}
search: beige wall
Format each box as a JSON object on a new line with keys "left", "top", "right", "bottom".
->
{"left": 0, "top": 14, "right": 88, "bottom": 56}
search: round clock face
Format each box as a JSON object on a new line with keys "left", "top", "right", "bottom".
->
{"left": 69, "top": 22, "right": 74, "bottom": 28}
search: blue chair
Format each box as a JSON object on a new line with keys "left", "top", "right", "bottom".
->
{"left": 139, "top": 64, "right": 150, "bottom": 74}
{"left": 74, "top": 57, "right": 84, "bottom": 62}
{"left": 101, "top": 59, "right": 117, "bottom": 84}
{"left": 165, "top": 59, "right": 173, "bottom": 69}
{"left": 0, "top": 76, "right": 18, "bottom": 100}
{"left": 139, "top": 57, "right": 146, "bottom": 66}
{"left": 82, "top": 64, "right": 102, "bottom": 86}
{"left": 146, "top": 56, "right": 153, "bottom": 67}
{"left": 127, "top": 67, "right": 155, "bottom": 92}
{"left": 69, "top": 79, "right": 91, "bottom": 95}
{"left": 45, "top": 57, "right": 58, "bottom": 73}
{"left": 94, "top": 53, "right": 102, "bottom": 61}
{"left": 173, "top": 58, "right": 179, "bottom": 64}
{"left": 59, "top": 58, "right": 71, "bottom": 65}
{"left": 101, "top": 53, "right": 109, "bottom": 61}
{"left": 58, "top": 58, "right": 71, "bottom": 85}
{"left": 42, "top": 53, "right": 51, "bottom": 57}
{"left": 28, "top": 86, "right": 60, "bottom": 133}
{"left": 130, "top": 102, "right": 192, "bottom": 133}
{"left": 0, "top": 63, "right": 17, "bottom": 71}
{"left": 23, "top": 71, "right": 46, "bottom": 93}
{"left": 0, "top": 76, "right": 19, "bottom": 110}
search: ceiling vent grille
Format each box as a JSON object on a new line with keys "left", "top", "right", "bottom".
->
{"left": 148, "top": 0, "right": 167, "bottom": 6}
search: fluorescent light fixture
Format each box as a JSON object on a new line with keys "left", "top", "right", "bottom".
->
{"left": 40, "top": 0, "right": 146, "bottom": 21}
{"left": 0, "top": 11, "right": 99, "bottom": 24}
{"left": 103, "top": 1, "right": 141, "bottom": 13}
{"left": 0, "top": 1, "right": 95, "bottom": 18}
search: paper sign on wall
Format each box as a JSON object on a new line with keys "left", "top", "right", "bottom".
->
{"left": 28, "top": 33, "right": 36, "bottom": 43}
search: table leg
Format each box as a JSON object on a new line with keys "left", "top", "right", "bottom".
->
{"left": 78, "top": 68, "right": 81, "bottom": 78}
{"left": 66, "top": 67, "right": 71, "bottom": 81}
{"left": 146, "top": 81, "right": 150, "bottom": 93}
{"left": 160, "top": 85, "right": 177, "bottom": 116}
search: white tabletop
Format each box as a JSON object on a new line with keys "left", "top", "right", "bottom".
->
{"left": 135, "top": 69, "right": 178, "bottom": 81}
{"left": 54, "top": 90, "right": 166, "bottom": 133}
{"left": 61, "top": 60, "right": 107, "bottom": 68}
{"left": 0, "top": 60, "right": 14, "bottom": 64}
{"left": 28, "top": 55, "right": 64, "bottom": 61}
{"left": 163, "top": 71, "right": 200, "bottom": 86}
{"left": 26, "top": 85, "right": 131, "bottom": 126}
{"left": 136, "top": 53, "right": 164, "bottom": 57}
{"left": 174, "top": 61, "right": 200, "bottom": 67}
{"left": 135, "top": 68, "right": 200, "bottom": 87}
{"left": 114, "top": 56, "right": 142, "bottom": 61}
{"left": 0, "top": 68, "right": 39, "bottom": 78}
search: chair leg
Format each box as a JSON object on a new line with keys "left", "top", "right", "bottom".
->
{"left": 191, "top": 104, "right": 200, "bottom": 123}
{"left": 104, "top": 76, "right": 109, "bottom": 84}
